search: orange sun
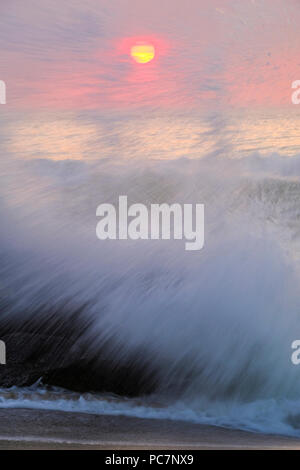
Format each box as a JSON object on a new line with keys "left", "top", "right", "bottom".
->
{"left": 131, "top": 44, "right": 155, "bottom": 64}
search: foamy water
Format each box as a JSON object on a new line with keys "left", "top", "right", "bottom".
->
{"left": 1, "top": 108, "right": 300, "bottom": 438}
{"left": 1, "top": 383, "right": 300, "bottom": 438}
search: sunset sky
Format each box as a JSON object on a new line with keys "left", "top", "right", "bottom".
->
{"left": 1, "top": 0, "right": 300, "bottom": 110}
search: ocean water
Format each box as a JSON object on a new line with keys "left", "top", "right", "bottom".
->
{"left": 1, "top": 108, "right": 300, "bottom": 437}
{"left": 1, "top": 0, "right": 300, "bottom": 443}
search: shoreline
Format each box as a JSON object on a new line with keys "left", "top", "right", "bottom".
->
{"left": 0, "top": 408, "right": 299, "bottom": 450}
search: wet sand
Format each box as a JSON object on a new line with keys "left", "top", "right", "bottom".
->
{"left": 0, "top": 408, "right": 299, "bottom": 450}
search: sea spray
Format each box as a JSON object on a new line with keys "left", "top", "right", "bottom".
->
{"left": 1, "top": 114, "right": 300, "bottom": 435}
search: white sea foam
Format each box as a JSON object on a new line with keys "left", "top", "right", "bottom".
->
{"left": 1, "top": 112, "right": 300, "bottom": 438}
{"left": 0, "top": 385, "right": 300, "bottom": 437}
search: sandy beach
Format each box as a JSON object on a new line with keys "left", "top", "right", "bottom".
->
{"left": 0, "top": 408, "right": 299, "bottom": 450}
